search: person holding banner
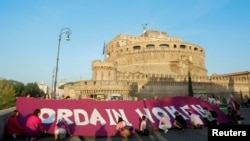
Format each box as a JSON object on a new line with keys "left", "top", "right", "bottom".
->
{"left": 158, "top": 112, "right": 172, "bottom": 133}
{"left": 135, "top": 115, "right": 149, "bottom": 136}
{"left": 188, "top": 111, "right": 203, "bottom": 129}
{"left": 24, "top": 109, "right": 47, "bottom": 140}
{"left": 173, "top": 111, "right": 187, "bottom": 130}
{"left": 203, "top": 107, "right": 217, "bottom": 125}
{"left": 113, "top": 117, "right": 132, "bottom": 138}
{"left": 54, "top": 118, "right": 71, "bottom": 140}
{"left": 5, "top": 110, "right": 25, "bottom": 140}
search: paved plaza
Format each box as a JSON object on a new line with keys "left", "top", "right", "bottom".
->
{"left": 4, "top": 108, "right": 250, "bottom": 141}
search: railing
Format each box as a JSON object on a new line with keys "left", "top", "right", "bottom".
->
{"left": 0, "top": 107, "right": 15, "bottom": 140}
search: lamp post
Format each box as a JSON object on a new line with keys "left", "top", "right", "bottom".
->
{"left": 53, "top": 28, "right": 72, "bottom": 98}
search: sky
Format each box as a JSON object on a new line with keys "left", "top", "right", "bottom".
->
{"left": 0, "top": 0, "right": 249, "bottom": 88}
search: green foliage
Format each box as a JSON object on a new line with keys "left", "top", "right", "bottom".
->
{"left": 9, "top": 80, "right": 25, "bottom": 97}
{"left": 0, "top": 80, "right": 45, "bottom": 110}
{"left": 23, "top": 82, "right": 45, "bottom": 97}
{"left": 0, "top": 80, "right": 16, "bottom": 110}
{"left": 188, "top": 71, "right": 194, "bottom": 97}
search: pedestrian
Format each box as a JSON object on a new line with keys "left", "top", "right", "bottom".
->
{"left": 54, "top": 118, "right": 72, "bottom": 140}
{"left": 173, "top": 111, "right": 187, "bottom": 130}
{"left": 228, "top": 95, "right": 244, "bottom": 124}
{"left": 44, "top": 94, "right": 51, "bottom": 100}
{"left": 26, "top": 93, "right": 31, "bottom": 98}
{"left": 188, "top": 111, "right": 203, "bottom": 129}
{"left": 24, "top": 109, "right": 47, "bottom": 140}
{"left": 158, "top": 112, "right": 172, "bottom": 133}
{"left": 208, "top": 94, "right": 215, "bottom": 105}
{"left": 5, "top": 110, "right": 25, "bottom": 140}
{"left": 214, "top": 96, "right": 221, "bottom": 107}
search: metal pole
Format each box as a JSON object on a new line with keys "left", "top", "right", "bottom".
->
{"left": 53, "top": 35, "right": 61, "bottom": 97}
{"left": 53, "top": 28, "right": 71, "bottom": 98}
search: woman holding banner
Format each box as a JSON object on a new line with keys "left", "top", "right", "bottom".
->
{"left": 5, "top": 110, "right": 25, "bottom": 140}
{"left": 113, "top": 117, "right": 132, "bottom": 138}
{"left": 24, "top": 109, "right": 47, "bottom": 140}
{"left": 158, "top": 112, "right": 172, "bottom": 133}
{"left": 54, "top": 118, "right": 71, "bottom": 140}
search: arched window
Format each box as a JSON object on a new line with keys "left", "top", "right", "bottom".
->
{"left": 160, "top": 44, "right": 169, "bottom": 48}
{"left": 146, "top": 44, "right": 155, "bottom": 49}
{"left": 133, "top": 46, "right": 141, "bottom": 50}
{"left": 180, "top": 45, "right": 186, "bottom": 49}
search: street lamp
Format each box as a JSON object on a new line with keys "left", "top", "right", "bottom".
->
{"left": 53, "top": 28, "right": 72, "bottom": 97}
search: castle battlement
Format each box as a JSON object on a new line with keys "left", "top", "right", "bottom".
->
{"left": 64, "top": 30, "right": 250, "bottom": 101}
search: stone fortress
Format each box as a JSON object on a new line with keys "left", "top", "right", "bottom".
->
{"left": 64, "top": 29, "right": 250, "bottom": 103}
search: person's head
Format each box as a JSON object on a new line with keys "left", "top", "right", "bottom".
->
{"left": 11, "top": 110, "right": 19, "bottom": 117}
{"left": 158, "top": 112, "right": 164, "bottom": 117}
{"left": 142, "top": 115, "right": 147, "bottom": 120}
{"left": 203, "top": 107, "right": 208, "bottom": 111}
{"left": 211, "top": 94, "right": 215, "bottom": 98}
{"left": 65, "top": 96, "right": 70, "bottom": 100}
{"left": 134, "top": 97, "right": 138, "bottom": 101}
{"left": 45, "top": 94, "right": 50, "bottom": 99}
{"left": 26, "top": 93, "right": 31, "bottom": 98}
{"left": 117, "top": 117, "right": 124, "bottom": 122}
{"left": 33, "top": 109, "right": 41, "bottom": 116}
{"left": 174, "top": 111, "right": 179, "bottom": 116}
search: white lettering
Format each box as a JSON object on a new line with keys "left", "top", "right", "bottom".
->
{"left": 135, "top": 108, "right": 155, "bottom": 123}
{"left": 40, "top": 105, "right": 206, "bottom": 126}
{"left": 89, "top": 108, "right": 106, "bottom": 125}
{"left": 190, "top": 105, "right": 205, "bottom": 117}
{"left": 40, "top": 108, "right": 56, "bottom": 123}
{"left": 74, "top": 109, "right": 89, "bottom": 125}
{"left": 212, "top": 129, "right": 218, "bottom": 136}
{"left": 212, "top": 129, "right": 247, "bottom": 136}
{"left": 106, "top": 109, "right": 116, "bottom": 125}
{"left": 152, "top": 107, "right": 170, "bottom": 120}
{"left": 58, "top": 109, "right": 73, "bottom": 124}
{"left": 111, "top": 109, "right": 132, "bottom": 125}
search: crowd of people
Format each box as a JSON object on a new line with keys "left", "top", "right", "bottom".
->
{"left": 5, "top": 108, "right": 71, "bottom": 141}
{"left": 5, "top": 93, "right": 246, "bottom": 140}
{"left": 5, "top": 109, "right": 46, "bottom": 140}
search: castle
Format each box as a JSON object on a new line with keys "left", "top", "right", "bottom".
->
{"left": 64, "top": 29, "right": 250, "bottom": 103}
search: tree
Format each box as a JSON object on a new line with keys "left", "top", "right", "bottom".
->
{"left": 0, "top": 80, "right": 16, "bottom": 110}
{"left": 188, "top": 71, "right": 194, "bottom": 96}
{"left": 9, "top": 80, "right": 25, "bottom": 97}
{"left": 23, "top": 82, "right": 44, "bottom": 97}
{"left": 0, "top": 80, "right": 45, "bottom": 110}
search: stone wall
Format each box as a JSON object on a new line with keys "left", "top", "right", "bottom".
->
{"left": 0, "top": 107, "right": 15, "bottom": 140}
{"left": 63, "top": 30, "right": 250, "bottom": 102}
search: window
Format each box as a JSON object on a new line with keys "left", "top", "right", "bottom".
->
{"left": 160, "top": 44, "right": 169, "bottom": 48}
{"left": 146, "top": 44, "right": 155, "bottom": 49}
{"left": 133, "top": 46, "right": 141, "bottom": 50}
{"left": 180, "top": 45, "right": 186, "bottom": 49}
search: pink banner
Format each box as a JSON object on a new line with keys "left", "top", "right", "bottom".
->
{"left": 16, "top": 96, "right": 232, "bottom": 136}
